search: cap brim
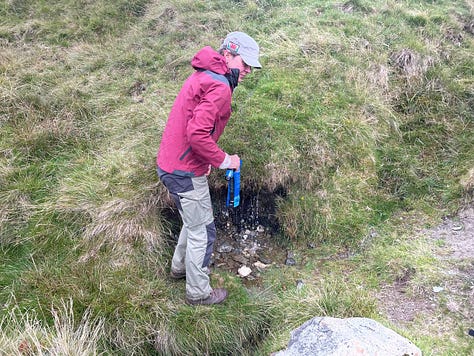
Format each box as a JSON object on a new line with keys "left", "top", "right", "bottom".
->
{"left": 241, "top": 54, "right": 262, "bottom": 68}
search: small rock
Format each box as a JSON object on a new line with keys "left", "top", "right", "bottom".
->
{"left": 433, "top": 286, "right": 444, "bottom": 293}
{"left": 238, "top": 265, "right": 252, "bottom": 277}
{"left": 285, "top": 251, "right": 296, "bottom": 266}
{"left": 296, "top": 280, "right": 305, "bottom": 290}
{"left": 232, "top": 255, "right": 249, "bottom": 265}
{"left": 259, "top": 257, "right": 272, "bottom": 265}
{"left": 253, "top": 261, "right": 269, "bottom": 269}
{"left": 217, "top": 243, "right": 233, "bottom": 253}
{"left": 256, "top": 225, "right": 265, "bottom": 233}
{"left": 247, "top": 245, "right": 259, "bottom": 256}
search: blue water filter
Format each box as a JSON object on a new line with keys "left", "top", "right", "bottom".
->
{"left": 225, "top": 160, "right": 241, "bottom": 208}
{"left": 233, "top": 163, "right": 241, "bottom": 207}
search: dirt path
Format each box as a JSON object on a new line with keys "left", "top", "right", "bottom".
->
{"left": 376, "top": 206, "right": 474, "bottom": 348}
{"left": 429, "top": 207, "right": 474, "bottom": 259}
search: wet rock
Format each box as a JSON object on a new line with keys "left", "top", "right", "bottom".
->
{"left": 232, "top": 255, "right": 249, "bottom": 265}
{"left": 243, "top": 229, "right": 257, "bottom": 238}
{"left": 259, "top": 256, "right": 272, "bottom": 265}
{"left": 233, "top": 247, "right": 243, "bottom": 255}
{"left": 246, "top": 242, "right": 260, "bottom": 256}
{"left": 210, "top": 187, "right": 289, "bottom": 285}
{"left": 217, "top": 242, "right": 233, "bottom": 253}
{"left": 285, "top": 251, "right": 296, "bottom": 266}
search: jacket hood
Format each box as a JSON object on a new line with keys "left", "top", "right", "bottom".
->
{"left": 191, "top": 46, "right": 229, "bottom": 75}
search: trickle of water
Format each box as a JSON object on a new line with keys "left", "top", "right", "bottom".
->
{"left": 254, "top": 193, "right": 260, "bottom": 227}
{"left": 200, "top": 187, "right": 289, "bottom": 284}
{"left": 214, "top": 187, "right": 281, "bottom": 234}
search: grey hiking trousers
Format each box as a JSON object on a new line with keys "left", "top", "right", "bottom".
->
{"left": 158, "top": 169, "right": 216, "bottom": 300}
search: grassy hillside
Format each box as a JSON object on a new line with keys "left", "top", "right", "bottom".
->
{"left": 1, "top": 0, "right": 473, "bottom": 355}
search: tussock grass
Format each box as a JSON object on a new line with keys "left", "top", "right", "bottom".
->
{"left": 79, "top": 193, "right": 167, "bottom": 264}
{"left": 1, "top": 0, "right": 473, "bottom": 354}
{"left": 0, "top": 299, "right": 104, "bottom": 356}
{"left": 151, "top": 287, "right": 273, "bottom": 355}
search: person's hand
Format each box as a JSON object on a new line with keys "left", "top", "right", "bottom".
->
{"left": 205, "top": 164, "right": 212, "bottom": 176}
{"left": 229, "top": 154, "right": 240, "bottom": 171}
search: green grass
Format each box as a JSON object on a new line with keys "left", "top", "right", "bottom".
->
{"left": 1, "top": 0, "right": 473, "bottom": 354}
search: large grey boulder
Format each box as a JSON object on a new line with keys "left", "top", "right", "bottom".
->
{"left": 275, "top": 317, "right": 422, "bottom": 356}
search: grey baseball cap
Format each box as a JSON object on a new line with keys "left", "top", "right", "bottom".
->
{"left": 222, "top": 31, "right": 262, "bottom": 68}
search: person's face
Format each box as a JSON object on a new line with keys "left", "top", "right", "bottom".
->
{"left": 224, "top": 51, "right": 252, "bottom": 82}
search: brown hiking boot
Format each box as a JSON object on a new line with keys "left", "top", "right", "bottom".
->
{"left": 170, "top": 267, "right": 212, "bottom": 280}
{"left": 169, "top": 269, "right": 186, "bottom": 280}
{"left": 186, "top": 288, "right": 228, "bottom": 306}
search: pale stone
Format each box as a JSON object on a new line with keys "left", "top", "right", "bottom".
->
{"left": 238, "top": 265, "right": 252, "bottom": 277}
{"left": 275, "top": 317, "right": 422, "bottom": 356}
{"left": 253, "top": 261, "right": 269, "bottom": 269}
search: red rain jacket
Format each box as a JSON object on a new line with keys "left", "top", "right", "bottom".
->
{"left": 157, "top": 46, "right": 233, "bottom": 177}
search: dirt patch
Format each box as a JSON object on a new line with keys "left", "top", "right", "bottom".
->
{"left": 427, "top": 207, "right": 474, "bottom": 259}
{"left": 389, "top": 48, "right": 434, "bottom": 78}
{"left": 376, "top": 206, "right": 474, "bottom": 331}
{"left": 377, "top": 281, "right": 436, "bottom": 325}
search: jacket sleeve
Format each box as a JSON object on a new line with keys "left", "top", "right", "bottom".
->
{"left": 186, "top": 84, "right": 230, "bottom": 168}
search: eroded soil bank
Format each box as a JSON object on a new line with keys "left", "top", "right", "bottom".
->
{"left": 163, "top": 186, "right": 289, "bottom": 285}
{"left": 211, "top": 187, "right": 289, "bottom": 285}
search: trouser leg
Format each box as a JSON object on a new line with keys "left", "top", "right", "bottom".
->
{"left": 183, "top": 221, "right": 213, "bottom": 299}
{"left": 171, "top": 225, "right": 187, "bottom": 273}
{"left": 177, "top": 176, "right": 215, "bottom": 300}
